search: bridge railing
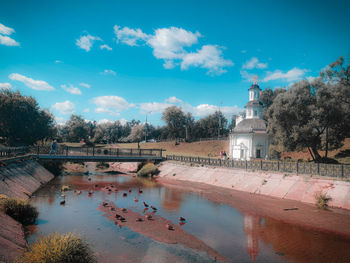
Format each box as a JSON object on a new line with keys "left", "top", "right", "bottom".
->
{"left": 29, "top": 146, "right": 163, "bottom": 158}
{"left": 0, "top": 146, "right": 30, "bottom": 159}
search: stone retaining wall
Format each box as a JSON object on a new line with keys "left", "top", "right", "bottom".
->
{"left": 0, "top": 159, "right": 54, "bottom": 262}
{"left": 158, "top": 161, "right": 350, "bottom": 210}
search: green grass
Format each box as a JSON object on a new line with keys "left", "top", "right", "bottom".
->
{"left": 16, "top": 233, "right": 96, "bottom": 263}
{"left": 1, "top": 198, "right": 38, "bottom": 225}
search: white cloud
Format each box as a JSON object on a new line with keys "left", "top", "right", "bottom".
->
{"left": 147, "top": 27, "right": 201, "bottom": 60}
{"left": 263, "top": 67, "right": 308, "bottom": 82}
{"left": 242, "top": 57, "right": 267, "bottom": 69}
{"left": 9, "top": 73, "right": 54, "bottom": 91}
{"left": 113, "top": 25, "right": 233, "bottom": 75}
{"left": 79, "top": 83, "right": 91, "bottom": 88}
{"left": 114, "top": 25, "right": 149, "bottom": 46}
{"left": 0, "top": 35, "right": 19, "bottom": 46}
{"left": 55, "top": 60, "right": 63, "bottom": 64}
{"left": 138, "top": 96, "right": 242, "bottom": 118}
{"left": 101, "top": 69, "right": 116, "bottom": 76}
{"left": 139, "top": 102, "right": 172, "bottom": 114}
{"left": 166, "top": 96, "right": 183, "bottom": 104}
{"left": 306, "top": 76, "right": 319, "bottom": 82}
{"left": 95, "top": 107, "right": 120, "bottom": 116}
{"left": 0, "top": 23, "right": 15, "bottom": 35}
{"left": 97, "top": 118, "right": 115, "bottom": 124}
{"left": 0, "top": 82, "right": 11, "bottom": 89}
{"left": 240, "top": 70, "right": 256, "bottom": 82}
{"left": 61, "top": 84, "right": 82, "bottom": 95}
{"left": 119, "top": 118, "right": 128, "bottom": 125}
{"left": 55, "top": 116, "right": 67, "bottom": 125}
{"left": 93, "top": 95, "right": 133, "bottom": 116}
{"left": 0, "top": 23, "right": 19, "bottom": 46}
{"left": 83, "top": 108, "right": 90, "bottom": 113}
{"left": 76, "top": 34, "right": 101, "bottom": 51}
{"left": 100, "top": 44, "right": 112, "bottom": 51}
{"left": 52, "top": 101, "right": 75, "bottom": 115}
{"left": 181, "top": 45, "right": 233, "bottom": 75}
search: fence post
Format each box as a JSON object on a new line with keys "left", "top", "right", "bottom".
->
{"left": 341, "top": 164, "right": 344, "bottom": 178}
{"left": 245, "top": 160, "right": 248, "bottom": 170}
{"left": 277, "top": 161, "right": 280, "bottom": 171}
{"left": 87, "top": 147, "right": 89, "bottom": 156}
{"left": 150, "top": 149, "right": 153, "bottom": 156}
{"left": 260, "top": 160, "right": 263, "bottom": 170}
{"left": 232, "top": 159, "right": 234, "bottom": 168}
{"left": 92, "top": 147, "right": 95, "bottom": 156}
{"left": 219, "top": 158, "right": 222, "bottom": 166}
{"left": 296, "top": 161, "right": 299, "bottom": 174}
{"left": 37, "top": 146, "right": 39, "bottom": 155}
{"left": 66, "top": 146, "right": 68, "bottom": 156}
{"left": 317, "top": 163, "right": 320, "bottom": 175}
{"left": 208, "top": 158, "right": 210, "bottom": 165}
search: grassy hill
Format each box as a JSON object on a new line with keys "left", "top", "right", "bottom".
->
{"left": 116, "top": 140, "right": 229, "bottom": 158}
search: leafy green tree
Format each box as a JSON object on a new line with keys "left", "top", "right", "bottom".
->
{"left": 260, "top": 87, "right": 286, "bottom": 119}
{"left": 266, "top": 56, "right": 350, "bottom": 162}
{"left": 0, "top": 90, "right": 56, "bottom": 145}
{"left": 162, "top": 106, "right": 187, "bottom": 139}
{"left": 194, "top": 111, "right": 228, "bottom": 138}
{"left": 64, "top": 115, "right": 89, "bottom": 142}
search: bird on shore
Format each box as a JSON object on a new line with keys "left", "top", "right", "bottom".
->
{"left": 120, "top": 216, "right": 126, "bottom": 222}
{"left": 138, "top": 189, "right": 143, "bottom": 194}
{"left": 136, "top": 217, "right": 143, "bottom": 222}
{"left": 179, "top": 217, "right": 186, "bottom": 222}
{"left": 128, "top": 188, "right": 132, "bottom": 193}
{"left": 60, "top": 196, "right": 66, "bottom": 205}
{"left": 88, "top": 190, "right": 93, "bottom": 195}
{"left": 166, "top": 224, "right": 174, "bottom": 231}
{"left": 134, "top": 197, "right": 138, "bottom": 202}
{"left": 151, "top": 205, "right": 157, "bottom": 211}
{"left": 145, "top": 214, "right": 152, "bottom": 220}
{"left": 102, "top": 202, "right": 109, "bottom": 207}
{"left": 123, "top": 192, "right": 127, "bottom": 197}
{"left": 110, "top": 207, "right": 116, "bottom": 211}
{"left": 121, "top": 208, "right": 127, "bottom": 212}
{"left": 143, "top": 201, "right": 149, "bottom": 208}
{"left": 115, "top": 214, "right": 121, "bottom": 219}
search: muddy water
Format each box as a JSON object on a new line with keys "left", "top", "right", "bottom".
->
{"left": 27, "top": 172, "right": 350, "bottom": 263}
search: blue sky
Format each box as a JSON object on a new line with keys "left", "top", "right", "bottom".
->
{"left": 1, "top": 0, "right": 349, "bottom": 125}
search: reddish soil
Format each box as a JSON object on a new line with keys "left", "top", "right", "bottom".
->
{"left": 98, "top": 202, "right": 227, "bottom": 262}
{"left": 157, "top": 177, "right": 350, "bottom": 239}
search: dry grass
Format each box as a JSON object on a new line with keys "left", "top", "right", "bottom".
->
{"left": 0, "top": 198, "right": 38, "bottom": 225}
{"left": 137, "top": 163, "right": 160, "bottom": 177}
{"left": 16, "top": 233, "right": 96, "bottom": 263}
{"left": 315, "top": 193, "right": 332, "bottom": 209}
{"left": 282, "top": 138, "right": 350, "bottom": 164}
{"left": 117, "top": 140, "right": 229, "bottom": 158}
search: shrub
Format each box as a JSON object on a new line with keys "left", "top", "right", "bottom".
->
{"left": 315, "top": 193, "right": 332, "bottom": 209}
{"left": 1, "top": 198, "right": 38, "bottom": 225}
{"left": 16, "top": 233, "right": 96, "bottom": 263}
{"left": 137, "top": 163, "right": 159, "bottom": 177}
{"left": 96, "top": 162, "right": 109, "bottom": 169}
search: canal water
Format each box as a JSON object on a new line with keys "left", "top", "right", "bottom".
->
{"left": 27, "top": 171, "right": 350, "bottom": 263}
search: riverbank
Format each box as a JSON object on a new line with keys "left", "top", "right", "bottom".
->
{"left": 0, "top": 159, "right": 54, "bottom": 262}
{"left": 157, "top": 161, "right": 350, "bottom": 210}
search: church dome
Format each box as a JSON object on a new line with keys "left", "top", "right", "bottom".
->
{"left": 245, "top": 100, "right": 263, "bottom": 108}
{"left": 233, "top": 118, "right": 267, "bottom": 133}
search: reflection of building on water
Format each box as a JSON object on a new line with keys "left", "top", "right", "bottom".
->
{"left": 243, "top": 213, "right": 262, "bottom": 262}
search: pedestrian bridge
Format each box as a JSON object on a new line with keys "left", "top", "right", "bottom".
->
{"left": 30, "top": 146, "right": 164, "bottom": 162}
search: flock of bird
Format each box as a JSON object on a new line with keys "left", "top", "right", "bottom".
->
{"left": 59, "top": 179, "right": 187, "bottom": 231}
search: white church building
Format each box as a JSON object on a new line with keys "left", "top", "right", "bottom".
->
{"left": 229, "top": 82, "right": 270, "bottom": 160}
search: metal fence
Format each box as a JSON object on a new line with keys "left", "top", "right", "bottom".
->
{"left": 166, "top": 154, "right": 350, "bottom": 178}
{"left": 0, "top": 146, "right": 30, "bottom": 158}
{"left": 29, "top": 146, "right": 164, "bottom": 158}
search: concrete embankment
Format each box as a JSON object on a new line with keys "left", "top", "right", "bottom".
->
{"left": 0, "top": 159, "right": 54, "bottom": 263}
{"left": 158, "top": 161, "right": 350, "bottom": 210}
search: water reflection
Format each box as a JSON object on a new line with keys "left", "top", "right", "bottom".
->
{"left": 243, "top": 213, "right": 262, "bottom": 262}
{"left": 27, "top": 172, "right": 350, "bottom": 263}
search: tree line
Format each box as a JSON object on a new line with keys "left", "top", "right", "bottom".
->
{"left": 0, "top": 55, "right": 349, "bottom": 163}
